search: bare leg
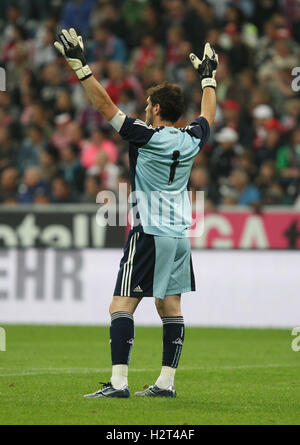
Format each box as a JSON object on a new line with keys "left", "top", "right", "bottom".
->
{"left": 110, "top": 295, "right": 142, "bottom": 315}
{"left": 155, "top": 294, "right": 182, "bottom": 317}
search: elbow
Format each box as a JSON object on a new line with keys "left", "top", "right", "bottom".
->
{"left": 95, "top": 101, "right": 118, "bottom": 121}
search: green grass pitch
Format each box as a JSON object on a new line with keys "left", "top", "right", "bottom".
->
{"left": 0, "top": 325, "right": 300, "bottom": 425}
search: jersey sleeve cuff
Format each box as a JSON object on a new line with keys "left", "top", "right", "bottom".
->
{"left": 109, "top": 109, "right": 126, "bottom": 132}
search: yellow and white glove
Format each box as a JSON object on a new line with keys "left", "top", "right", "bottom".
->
{"left": 54, "top": 28, "right": 92, "bottom": 81}
{"left": 189, "top": 42, "right": 218, "bottom": 89}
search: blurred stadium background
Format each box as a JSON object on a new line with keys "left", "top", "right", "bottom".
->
{"left": 0, "top": 0, "right": 300, "bottom": 328}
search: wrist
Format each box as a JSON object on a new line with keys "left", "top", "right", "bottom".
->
{"left": 201, "top": 77, "right": 216, "bottom": 89}
{"left": 75, "top": 65, "right": 92, "bottom": 81}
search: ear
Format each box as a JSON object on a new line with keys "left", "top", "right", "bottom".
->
{"left": 153, "top": 103, "right": 161, "bottom": 116}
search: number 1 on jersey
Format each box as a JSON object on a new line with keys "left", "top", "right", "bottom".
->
{"left": 168, "top": 150, "right": 180, "bottom": 185}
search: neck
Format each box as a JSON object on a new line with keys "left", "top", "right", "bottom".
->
{"left": 152, "top": 117, "right": 174, "bottom": 128}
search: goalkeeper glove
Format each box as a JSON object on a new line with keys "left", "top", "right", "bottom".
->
{"left": 54, "top": 28, "right": 92, "bottom": 81}
{"left": 189, "top": 42, "right": 218, "bottom": 89}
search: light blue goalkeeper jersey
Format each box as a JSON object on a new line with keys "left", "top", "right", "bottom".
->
{"left": 116, "top": 115, "right": 210, "bottom": 237}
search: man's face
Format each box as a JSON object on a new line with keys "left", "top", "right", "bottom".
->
{"left": 145, "top": 97, "right": 154, "bottom": 125}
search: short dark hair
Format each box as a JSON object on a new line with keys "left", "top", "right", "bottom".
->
{"left": 147, "top": 82, "right": 184, "bottom": 123}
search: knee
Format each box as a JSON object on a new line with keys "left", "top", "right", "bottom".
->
{"left": 109, "top": 295, "right": 141, "bottom": 315}
{"left": 109, "top": 296, "right": 121, "bottom": 315}
{"left": 155, "top": 298, "right": 164, "bottom": 318}
{"left": 161, "top": 295, "right": 182, "bottom": 317}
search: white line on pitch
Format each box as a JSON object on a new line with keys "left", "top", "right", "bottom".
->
{"left": 0, "top": 363, "right": 299, "bottom": 377}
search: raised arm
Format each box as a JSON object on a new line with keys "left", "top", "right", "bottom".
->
{"left": 200, "top": 87, "right": 216, "bottom": 128}
{"left": 81, "top": 75, "right": 119, "bottom": 121}
{"left": 54, "top": 28, "right": 119, "bottom": 121}
{"left": 189, "top": 43, "right": 218, "bottom": 128}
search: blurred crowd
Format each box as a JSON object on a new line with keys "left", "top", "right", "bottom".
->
{"left": 0, "top": 0, "right": 300, "bottom": 209}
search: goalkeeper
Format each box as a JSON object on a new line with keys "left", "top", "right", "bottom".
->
{"left": 55, "top": 29, "right": 217, "bottom": 398}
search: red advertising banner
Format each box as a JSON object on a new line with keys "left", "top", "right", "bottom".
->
{"left": 190, "top": 210, "right": 300, "bottom": 249}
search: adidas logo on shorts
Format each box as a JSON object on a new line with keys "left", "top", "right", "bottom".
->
{"left": 133, "top": 285, "right": 143, "bottom": 292}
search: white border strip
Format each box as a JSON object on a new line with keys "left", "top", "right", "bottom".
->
{"left": 0, "top": 363, "right": 298, "bottom": 377}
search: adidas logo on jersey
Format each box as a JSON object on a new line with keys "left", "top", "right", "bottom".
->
{"left": 133, "top": 285, "right": 143, "bottom": 292}
{"left": 172, "top": 338, "right": 183, "bottom": 345}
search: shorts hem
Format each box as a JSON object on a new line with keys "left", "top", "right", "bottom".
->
{"left": 113, "top": 293, "right": 153, "bottom": 298}
{"left": 154, "top": 287, "right": 195, "bottom": 299}
{"left": 113, "top": 289, "right": 196, "bottom": 299}
{"left": 165, "top": 287, "right": 195, "bottom": 296}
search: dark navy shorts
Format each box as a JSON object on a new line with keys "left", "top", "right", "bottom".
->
{"left": 114, "top": 230, "right": 195, "bottom": 300}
